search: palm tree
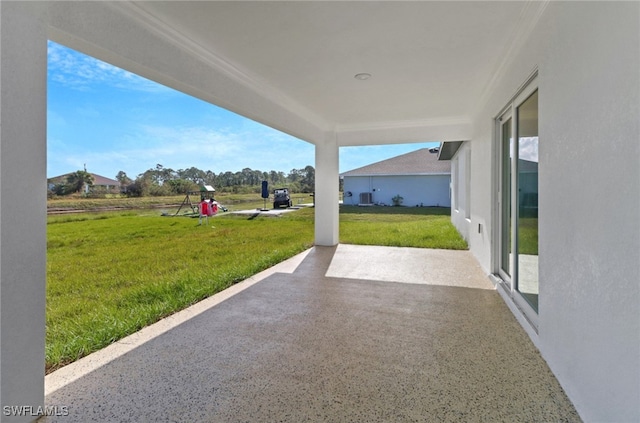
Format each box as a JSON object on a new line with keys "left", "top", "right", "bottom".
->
{"left": 66, "top": 170, "right": 94, "bottom": 194}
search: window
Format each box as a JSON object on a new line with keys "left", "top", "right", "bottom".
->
{"left": 453, "top": 158, "right": 459, "bottom": 211}
{"left": 465, "top": 147, "right": 471, "bottom": 220}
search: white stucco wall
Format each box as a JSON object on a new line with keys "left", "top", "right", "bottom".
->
{"left": 315, "top": 135, "right": 339, "bottom": 246}
{"left": 458, "top": 2, "right": 640, "bottom": 421}
{"left": 450, "top": 142, "right": 471, "bottom": 242}
{"left": 343, "top": 175, "right": 450, "bottom": 208}
{"left": 0, "top": 3, "right": 48, "bottom": 422}
{"left": 539, "top": 4, "right": 639, "bottom": 422}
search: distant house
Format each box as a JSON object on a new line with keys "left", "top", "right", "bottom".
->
{"left": 47, "top": 172, "right": 121, "bottom": 194}
{"left": 340, "top": 148, "right": 451, "bottom": 207}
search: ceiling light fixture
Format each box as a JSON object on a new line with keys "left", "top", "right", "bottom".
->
{"left": 354, "top": 73, "right": 372, "bottom": 81}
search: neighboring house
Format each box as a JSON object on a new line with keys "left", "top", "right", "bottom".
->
{"left": 340, "top": 148, "right": 450, "bottom": 207}
{"left": 89, "top": 174, "right": 121, "bottom": 193}
{"left": 47, "top": 172, "right": 121, "bottom": 194}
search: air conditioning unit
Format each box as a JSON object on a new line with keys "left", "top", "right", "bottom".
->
{"left": 359, "top": 192, "right": 373, "bottom": 205}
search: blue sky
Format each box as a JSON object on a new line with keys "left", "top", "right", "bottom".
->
{"left": 47, "top": 41, "right": 438, "bottom": 180}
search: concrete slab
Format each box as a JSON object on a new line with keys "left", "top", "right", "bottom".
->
{"left": 41, "top": 246, "right": 580, "bottom": 422}
{"left": 326, "top": 244, "right": 493, "bottom": 289}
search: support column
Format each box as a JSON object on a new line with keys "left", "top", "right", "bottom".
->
{"left": 1, "top": 2, "right": 48, "bottom": 422}
{"left": 314, "top": 133, "right": 339, "bottom": 246}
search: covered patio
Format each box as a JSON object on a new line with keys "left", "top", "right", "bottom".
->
{"left": 2, "top": 2, "right": 638, "bottom": 421}
{"left": 42, "top": 245, "right": 579, "bottom": 422}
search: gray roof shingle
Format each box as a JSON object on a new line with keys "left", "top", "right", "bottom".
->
{"left": 341, "top": 148, "right": 450, "bottom": 177}
{"left": 48, "top": 173, "right": 120, "bottom": 186}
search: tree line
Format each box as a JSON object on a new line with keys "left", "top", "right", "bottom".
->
{"left": 50, "top": 165, "right": 316, "bottom": 197}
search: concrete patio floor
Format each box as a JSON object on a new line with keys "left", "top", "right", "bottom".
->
{"left": 42, "top": 245, "right": 581, "bottom": 422}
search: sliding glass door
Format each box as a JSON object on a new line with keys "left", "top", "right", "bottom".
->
{"left": 497, "top": 80, "right": 539, "bottom": 319}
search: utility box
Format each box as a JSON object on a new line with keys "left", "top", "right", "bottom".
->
{"left": 359, "top": 192, "right": 373, "bottom": 205}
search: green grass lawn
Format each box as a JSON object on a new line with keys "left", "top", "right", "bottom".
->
{"left": 46, "top": 209, "right": 314, "bottom": 372}
{"left": 46, "top": 204, "right": 465, "bottom": 372}
{"left": 339, "top": 205, "right": 467, "bottom": 250}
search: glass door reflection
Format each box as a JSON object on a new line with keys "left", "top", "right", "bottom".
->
{"left": 516, "top": 90, "right": 539, "bottom": 311}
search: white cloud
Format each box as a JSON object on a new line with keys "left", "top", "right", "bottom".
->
{"left": 48, "top": 41, "right": 170, "bottom": 93}
{"left": 127, "top": 123, "right": 314, "bottom": 174}
{"left": 49, "top": 122, "right": 315, "bottom": 179}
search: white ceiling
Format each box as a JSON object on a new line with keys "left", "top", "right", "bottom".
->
{"left": 129, "top": 1, "right": 541, "bottom": 134}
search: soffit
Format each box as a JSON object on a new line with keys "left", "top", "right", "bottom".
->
{"left": 438, "top": 141, "right": 464, "bottom": 160}
{"left": 128, "top": 1, "right": 540, "bottom": 136}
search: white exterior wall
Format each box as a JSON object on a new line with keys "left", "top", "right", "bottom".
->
{"left": 342, "top": 176, "right": 370, "bottom": 206}
{"left": 450, "top": 142, "right": 471, "bottom": 242}
{"left": 343, "top": 175, "right": 450, "bottom": 208}
{"left": 457, "top": 3, "right": 640, "bottom": 421}
{"left": 0, "top": 3, "right": 48, "bottom": 421}
{"left": 539, "top": 4, "right": 639, "bottom": 421}
{"left": 315, "top": 134, "right": 339, "bottom": 246}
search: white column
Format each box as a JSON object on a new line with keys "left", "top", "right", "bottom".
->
{"left": 1, "top": 2, "right": 48, "bottom": 421}
{"left": 314, "top": 133, "right": 339, "bottom": 246}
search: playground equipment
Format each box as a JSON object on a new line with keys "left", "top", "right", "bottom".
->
{"left": 174, "top": 185, "right": 216, "bottom": 216}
